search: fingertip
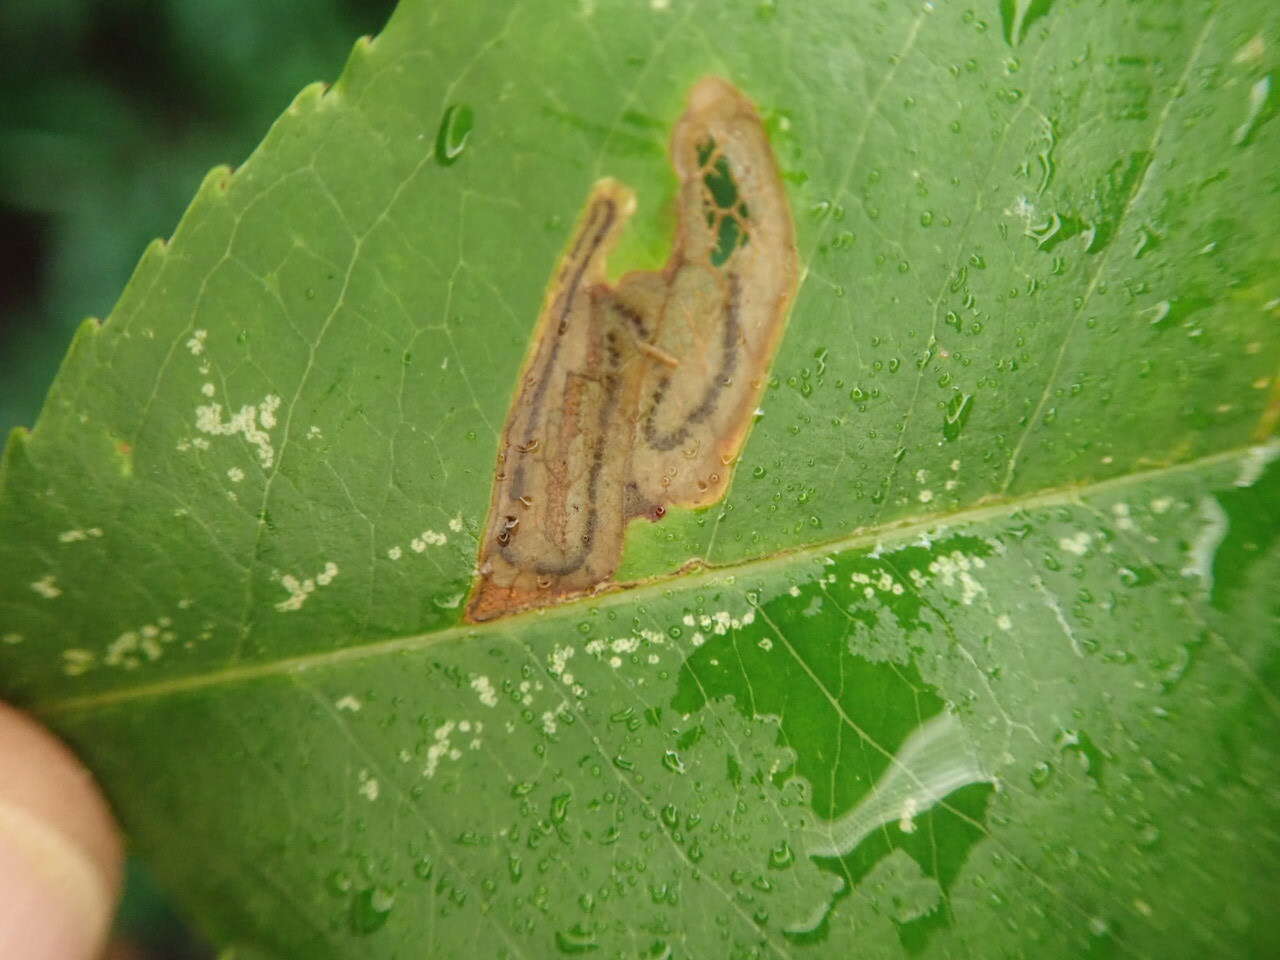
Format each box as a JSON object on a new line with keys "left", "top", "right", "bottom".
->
{"left": 0, "top": 702, "right": 123, "bottom": 960}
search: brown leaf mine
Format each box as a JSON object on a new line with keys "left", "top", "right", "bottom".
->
{"left": 467, "top": 77, "right": 798, "bottom": 622}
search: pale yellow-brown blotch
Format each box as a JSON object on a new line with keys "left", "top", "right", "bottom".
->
{"left": 467, "top": 77, "right": 798, "bottom": 622}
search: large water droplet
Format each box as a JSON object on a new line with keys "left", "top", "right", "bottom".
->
{"left": 435, "top": 104, "right": 475, "bottom": 166}
{"left": 350, "top": 886, "right": 395, "bottom": 935}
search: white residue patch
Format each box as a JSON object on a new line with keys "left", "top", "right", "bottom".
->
{"left": 194, "top": 394, "right": 282, "bottom": 468}
{"left": 801, "top": 712, "right": 990, "bottom": 858}
{"left": 201, "top": 382, "right": 216, "bottom": 397}
{"left": 471, "top": 675, "right": 498, "bottom": 708}
{"left": 1150, "top": 497, "right": 1174, "bottom": 514}
{"left": 996, "top": 614, "right": 1013, "bottom": 631}
{"left": 449, "top": 515, "right": 464, "bottom": 533}
{"left": 387, "top": 546, "right": 402, "bottom": 560}
{"left": 357, "top": 769, "right": 379, "bottom": 801}
{"left": 918, "top": 489, "right": 934, "bottom": 503}
{"left": 335, "top": 694, "right": 362, "bottom": 712}
{"left": 1058, "top": 531, "right": 1092, "bottom": 555}
{"left": 1235, "top": 439, "right": 1280, "bottom": 488}
{"left": 274, "top": 561, "right": 339, "bottom": 612}
{"left": 186, "top": 329, "right": 207, "bottom": 355}
{"left": 1181, "top": 496, "right": 1228, "bottom": 586}
{"left": 30, "top": 575, "right": 62, "bottom": 599}
{"left": 410, "top": 530, "right": 447, "bottom": 552}
{"left": 306, "top": 425, "right": 323, "bottom": 440}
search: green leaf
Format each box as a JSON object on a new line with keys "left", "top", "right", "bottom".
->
{"left": 3, "top": 0, "right": 1279, "bottom": 957}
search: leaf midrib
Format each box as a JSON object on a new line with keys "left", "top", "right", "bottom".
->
{"left": 37, "top": 444, "right": 1253, "bottom": 716}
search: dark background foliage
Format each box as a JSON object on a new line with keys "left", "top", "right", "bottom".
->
{"left": 0, "top": 1, "right": 394, "bottom": 953}
{"left": 0, "top": 0, "right": 394, "bottom": 435}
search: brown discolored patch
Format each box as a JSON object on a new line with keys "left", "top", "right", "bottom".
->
{"left": 467, "top": 77, "right": 798, "bottom": 622}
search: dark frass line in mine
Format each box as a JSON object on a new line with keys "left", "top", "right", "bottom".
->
{"left": 642, "top": 273, "right": 743, "bottom": 453}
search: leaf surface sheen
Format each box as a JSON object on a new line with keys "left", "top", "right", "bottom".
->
{"left": 2, "top": 1, "right": 1279, "bottom": 957}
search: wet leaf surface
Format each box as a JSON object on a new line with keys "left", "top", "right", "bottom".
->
{"left": 2, "top": 1, "right": 1278, "bottom": 957}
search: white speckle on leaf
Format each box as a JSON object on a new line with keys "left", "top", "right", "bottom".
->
{"left": 274, "top": 561, "right": 339, "bottom": 612}
{"left": 898, "top": 796, "right": 920, "bottom": 834}
{"left": 410, "top": 530, "right": 447, "bottom": 552}
{"left": 62, "top": 649, "right": 95, "bottom": 676}
{"left": 996, "top": 614, "right": 1013, "bottom": 631}
{"left": 335, "top": 695, "right": 362, "bottom": 712}
{"left": 186, "top": 329, "right": 207, "bottom": 355}
{"left": 424, "top": 721, "right": 457, "bottom": 778}
{"left": 201, "top": 383, "right": 216, "bottom": 397}
{"left": 31, "top": 575, "right": 61, "bottom": 599}
{"left": 307, "top": 425, "right": 322, "bottom": 440}
{"left": 449, "top": 515, "right": 464, "bottom": 533}
{"left": 1059, "top": 532, "right": 1091, "bottom": 555}
{"left": 549, "top": 645, "right": 575, "bottom": 677}
{"left": 1150, "top": 497, "right": 1173, "bottom": 514}
{"left": 227, "top": 467, "right": 245, "bottom": 483}
{"left": 57, "top": 528, "right": 101, "bottom": 543}
{"left": 195, "top": 394, "right": 282, "bottom": 468}
{"left": 357, "top": 770, "right": 379, "bottom": 801}
{"left": 927, "top": 552, "right": 986, "bottom": 605}
{"left": 387, "top": 546, "right": 402, "bottom": 560}
{"left": 1110, "top": 503, "right": 1136, "bottom": 531}
{"left": 104, "top": 623, "right": 178, "bottom": 669}
{"left": 471, "top": 675, "right": 498, "bottom": 708}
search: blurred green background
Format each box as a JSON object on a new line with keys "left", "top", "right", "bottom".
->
{"left": 0, "top": 1, "right": 394, "bottom": 954}
{"left": 0, "top": 0, "right": 394, "bottom": 438}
